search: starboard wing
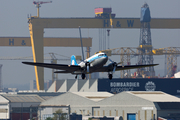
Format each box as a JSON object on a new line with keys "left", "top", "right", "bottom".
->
{"left": 90, "top": 64, "right": 159, "bottom": 72}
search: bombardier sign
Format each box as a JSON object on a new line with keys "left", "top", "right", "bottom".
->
{"left": 98, "top": 78, "right": 180, "bottom": 96}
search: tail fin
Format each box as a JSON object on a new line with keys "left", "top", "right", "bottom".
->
{"left": 71, "top": 55, "right": 78, "bottom": 65}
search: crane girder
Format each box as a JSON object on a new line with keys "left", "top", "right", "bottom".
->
{"left": 100, "top": 47, "right": 180, "bottom": 56}
{"left": 99, "top": 47, "right": 180, "bottom": 78}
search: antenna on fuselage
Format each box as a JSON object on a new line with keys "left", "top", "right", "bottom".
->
{"left": 79, "top": 26, "right": 85, "bottom": 61}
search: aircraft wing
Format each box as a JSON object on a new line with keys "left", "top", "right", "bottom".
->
{"left": 115, "top": 64, "right": 159, "bottom": 71}
{"left": 93, "top": 64, "right": 159, "bottom": 72}
{"left": 22, "top": 62, "right": 81, "bottom": 73}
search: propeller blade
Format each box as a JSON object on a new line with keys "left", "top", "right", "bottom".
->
{"left": 109, "top": 58, "right": 122, "bottom": 73}
{"left": 113, "top": 66, "right": 116, "bottom": 73}
{"left": 109, "top": 58, "right": 122, "bottom": 65}
{"left": 109, "top": 58, "right": 114, "bottom": 63}
{"left": 87, "top": 65, "right": 89, "bottom": 73}
{"left": 117, "top": 62, "right": 123, "bottom": 65}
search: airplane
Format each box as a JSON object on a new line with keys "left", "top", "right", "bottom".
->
{"left": 22, "top": 27, "right": 158, "bottom": 80}
{"left": 22, "top": 53, "right": 158, "bottom": 80}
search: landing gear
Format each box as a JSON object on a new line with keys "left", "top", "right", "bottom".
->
{"left": 75, "top": 75, "right": 78, "bottom": 79}
{"left": 81, "top": 73, "right": 86, "bottom": 79}
{"left": 108, "top": 74, "right": 113, "bottom": 80}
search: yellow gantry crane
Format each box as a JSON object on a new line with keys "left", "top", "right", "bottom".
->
{"left": 98, "top": 47, "right": 180, "bottom": 78}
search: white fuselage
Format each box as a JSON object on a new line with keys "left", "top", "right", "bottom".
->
{"left": 78, "top": 53, "right": 108, "bottom": 69}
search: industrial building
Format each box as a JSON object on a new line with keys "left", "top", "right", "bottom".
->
{"left": 0, "top": 92, "right": 64, "bottom": 120}
{"left": 0, "top": 89, "right": 180, "bottom": 120}
{"left": 38, "top": 91, "right": 180, "bottom": 120}
{"left": 47, "top": 79, "right": 180, "bottom": 97}
{"left": 0, "top": 94, "right": 44, "bottom": 120}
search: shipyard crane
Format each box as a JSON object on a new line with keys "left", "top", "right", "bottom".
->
{"left": 33, "top": 0, "right": 52, "bottom": 17}
{"left": 97, "top": 47, "right": 180, "bottom": 78}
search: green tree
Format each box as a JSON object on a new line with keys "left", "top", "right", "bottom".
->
{"left": 46, "top": 117, "right": 53, "bottom": 120}
{"left": 53, "top": 109, "right": 67, "bottom": 120}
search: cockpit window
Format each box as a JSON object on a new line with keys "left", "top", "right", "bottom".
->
{"left": 98, "top": 54, "right": 106, "bottom": 57}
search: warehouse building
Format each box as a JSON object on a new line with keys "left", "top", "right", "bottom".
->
{"left": 0, "top": 92, "right": 64, "bottom": 120}
{"left": 0, "top": 94, "right": 44, "bottom": 120}
{"left": 39, "top": 91, "right": 180, "bottom": 120}
{"left": 39, "top": 92, "right": 113, "bottom": 120}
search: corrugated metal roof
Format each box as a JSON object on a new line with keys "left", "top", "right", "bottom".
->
{"left": 1, "top": 94, "right": 44, "bottom": 103}
{"left": 72, "top": 92, "right": 113, "bottom": 102}
{"left": 40, "top": 96, "right": 55, "bottom": 100}
{"left": 128, "top": 91, "right": 180, "bottom": 102}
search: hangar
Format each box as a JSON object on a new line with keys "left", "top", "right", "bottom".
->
{"left": 0, "top": 94, "right": 44, "bottom": 120}
{"left": 39, "top": 91, "right": 180, "bottom": 120}
{"left": 0, "top": 92, "right": 63, "bottom": 120}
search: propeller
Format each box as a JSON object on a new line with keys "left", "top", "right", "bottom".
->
{"left": 86, "top": 62, "right": 90, "bottom": 73}
{"left": 109, "top": 58, "right": 123, "bottom": 73}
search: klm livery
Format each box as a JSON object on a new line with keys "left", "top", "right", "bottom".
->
{"left": 22, "top": 27, "right": 158, "bottom": 79}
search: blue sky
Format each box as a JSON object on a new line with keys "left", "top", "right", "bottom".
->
{"left": 0, "top": 0, "right": 180, "bottom": 89}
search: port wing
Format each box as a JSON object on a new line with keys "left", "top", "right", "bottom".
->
{"left": 22, "top": 62, "right": 81, "bottom": 72}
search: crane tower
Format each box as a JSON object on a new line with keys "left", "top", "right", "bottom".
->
{"left": 138, "top": 3, "right": 155, "bottom": 77}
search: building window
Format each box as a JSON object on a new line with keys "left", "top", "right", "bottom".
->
{"left": 12, "top": 107, "right": 38, "bottom": 113}
{"left": 42, "top": 114, "right": 53, "bottom": 120}
{"left": 12, "top": 107, "right": 21, "bottom": 113}
{"left": 22, "top": 107, "right": 30, "bottom": 113}
{"left": 31, "top": 107, "right": 38, "bottom": 113}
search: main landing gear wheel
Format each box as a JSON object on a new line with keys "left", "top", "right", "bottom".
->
{"left": 81, "top": 73, "right": 86, "bottom": 79}
{"left": 108, "top": 74, "right": 112, "bottom": 80}
{"left": 75, "top": 75, "right": 77, "bottom": 79}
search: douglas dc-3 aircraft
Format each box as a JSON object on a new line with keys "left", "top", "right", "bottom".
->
{"left": 22, "top": 27, "right": 158, "bottom": 80}
{"left": 22, "top": 53, "right": 158, "bottom": 79}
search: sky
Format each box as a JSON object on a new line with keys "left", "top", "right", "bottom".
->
{"left": 0, "top": 0, "right": 180, "bottom": 90}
